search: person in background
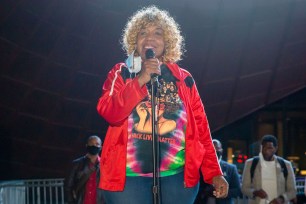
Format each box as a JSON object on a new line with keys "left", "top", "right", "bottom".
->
{"left": 212, "top": 139, "right": 241, "bottom": 204}
{"left": 96, "top": 5, "right": 228, "bottom": 204}
{"left": 195, "top": 139, "right": 241, "bottom": 204}
{"left": 241, "top": 135, "right": 296, "bottom": 204}
{"left": 64, "top": 135, "right": 105, "bottom": 204}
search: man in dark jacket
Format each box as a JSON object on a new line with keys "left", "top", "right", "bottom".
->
{"left": 196, "top": 139, "right": 241, "bottom": 204}
{"left": 212, "top": 139, "right": 241, "bottom": 204}
{"left": 65, "top": 135, "right": 105, "bottom": 204}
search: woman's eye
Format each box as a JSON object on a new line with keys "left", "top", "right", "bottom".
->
{"left": 139, "top": 31, "right": 146, "bottom": 36}
{"left": 155, "top": 32, "right": 162, "bottom": 36}
{"left": 155, "top": 29, "right": 164, "bottom": 36}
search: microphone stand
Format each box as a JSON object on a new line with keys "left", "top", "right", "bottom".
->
{"left": 150, "top": 76, "right": 160, "bottom": 204}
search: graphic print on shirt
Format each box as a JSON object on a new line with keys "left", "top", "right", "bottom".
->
{"left": 126, "top": 66, "right": 187, "bottom": 177}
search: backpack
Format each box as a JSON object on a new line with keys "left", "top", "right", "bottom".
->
{"left": 250, "top": 156, "right": 288, "bottom": 182}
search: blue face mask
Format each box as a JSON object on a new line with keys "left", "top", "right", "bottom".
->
{"left": 125, "top": 50, "right": 142, "bottom": 73}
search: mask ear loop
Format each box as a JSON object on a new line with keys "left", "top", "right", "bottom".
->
{"left": 132, "top": 50, "right": 137, "bottom": 78}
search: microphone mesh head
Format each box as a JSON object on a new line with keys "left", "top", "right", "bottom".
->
{"left": 145, "top": 49, "right": 155, "bottom": 59}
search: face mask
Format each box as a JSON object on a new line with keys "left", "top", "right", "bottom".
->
{"left": 87, "top": 146, "right": 101, "bottom": 155}
{"left": 125, "top": 50, "right": 142, "bottom": 73}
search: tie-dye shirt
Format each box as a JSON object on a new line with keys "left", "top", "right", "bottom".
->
{"left": 126, "top": 75, "right": 187, "bottom": 177}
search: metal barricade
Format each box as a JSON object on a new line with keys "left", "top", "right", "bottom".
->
{"left": 0, "top": 176, "right": 305, "bottom": 204}
{"left": 0, "top": 178, "right": 64, "bottom": 204}
{"left": 0, "top": 180, "right": 25, "bottom": 204}
{"left": 296, "top": 177, "right": 305, "bottom": 195}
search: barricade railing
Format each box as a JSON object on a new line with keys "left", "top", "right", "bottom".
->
{"left": 296, "top": 176, "right": 305, "bottom": 195}
{"left": 0, "top": 177, "right": 305, "bottom": 204}
{"left": 0, "top": 178, "right": 64, "bottom": 204}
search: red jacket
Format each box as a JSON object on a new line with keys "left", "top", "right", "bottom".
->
{"left": 97, "top": 62, "right": 222, "bottom": 191}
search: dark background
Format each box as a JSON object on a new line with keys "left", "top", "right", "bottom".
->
{"left": 1, "top": 0, "right": 305, "bottom": 180}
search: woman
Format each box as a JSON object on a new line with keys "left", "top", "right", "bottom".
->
{"left": 97, "top": 5, "right": 228, "bottom": 204}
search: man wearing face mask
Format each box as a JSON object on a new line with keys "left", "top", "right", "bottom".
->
{"left": 196, "top": 139, "right": 241, "bottom": 204}
{"left": 64, "top": 135, "right": 105, "bottom": 204}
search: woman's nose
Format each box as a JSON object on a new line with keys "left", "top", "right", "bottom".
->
{"left": 146, "top": 32, "right": 155, "bottom": 40}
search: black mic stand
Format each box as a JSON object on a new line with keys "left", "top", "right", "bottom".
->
{"left": 151, "top": 76, "right": 160, "bottom": 204}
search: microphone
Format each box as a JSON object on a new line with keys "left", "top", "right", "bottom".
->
{"left": 145, "top": 49, "right": 158, "bottom": 80}
{"left": 145, "top": 48, "right": 155, "bottom": 59}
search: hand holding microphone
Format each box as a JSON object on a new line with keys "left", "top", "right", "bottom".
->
{"left": 138, "top": 48, "right": 161, "bottom": 87}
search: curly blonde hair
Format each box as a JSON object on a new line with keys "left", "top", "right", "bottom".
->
{"left": 121, "top": 5, "right": 185, "bottom": 63}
